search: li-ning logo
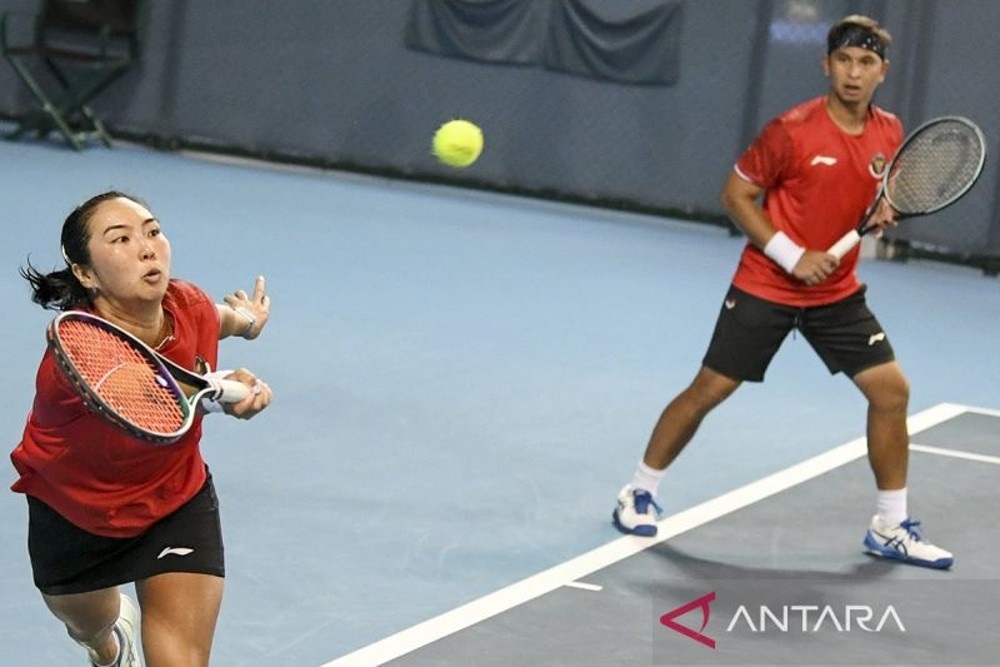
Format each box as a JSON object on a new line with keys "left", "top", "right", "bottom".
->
{"left": 157, "top": 547, "right": 195, "bottom": 559}
{"left": 810, "top": 155, "right": 838, "bottom": 167}
{"left": 659, "top": 591, "right": 716, "bottom": 649}
{"left": 868, "top": 332, "right": 886, "bottom": 346}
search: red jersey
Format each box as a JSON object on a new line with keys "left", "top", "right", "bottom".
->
{"left": 731, "top": 96, "right": 903, "bottom": 306}
{"left": 10, "top": 280, "right": 220, "bottom": 538}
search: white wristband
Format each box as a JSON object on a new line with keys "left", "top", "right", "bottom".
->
{"left": 763, "top": 231, "right": 806, "bottom": 274}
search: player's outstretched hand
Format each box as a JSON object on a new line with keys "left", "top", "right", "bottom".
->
{"left": 224, "top": 275, "right": 271, "bottom": 340}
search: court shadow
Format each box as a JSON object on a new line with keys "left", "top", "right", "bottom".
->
{"left": 647, "top": 542, "right": 897, "bottom": 582}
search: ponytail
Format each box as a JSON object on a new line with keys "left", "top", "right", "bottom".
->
{"left": 21, "top": 190, "right": 145, "bottom": 311}
{"left": 20, "top": 260, "right": 91, "bottom": 311}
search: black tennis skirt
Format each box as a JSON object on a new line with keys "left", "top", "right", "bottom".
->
{"left": 27, "top": 473, "right": 225, "bottom": 595}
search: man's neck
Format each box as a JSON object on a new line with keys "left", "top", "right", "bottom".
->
{"left": 825, "top": 94, "right": 869, "bottom": 135}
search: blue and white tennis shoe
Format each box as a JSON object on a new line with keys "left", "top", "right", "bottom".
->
{"left": 612, "top": 485, "right": 662, "bottom": 537}
{"left": 863, "top": 515, "right": 954, "bottom": 569}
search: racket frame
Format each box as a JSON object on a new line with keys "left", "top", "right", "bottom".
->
{"left": 828, "top": 115, "right": 987, "bottom": 260}
{"left": 47, "top": 310, "right": 249, "bottom": 445}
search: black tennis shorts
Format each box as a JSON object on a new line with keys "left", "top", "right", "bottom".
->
{"left": 702, "top": 285, "right": 895, "bottom": 383}
{"left": 27, "top": 473, "right": 225, "bottom": 596}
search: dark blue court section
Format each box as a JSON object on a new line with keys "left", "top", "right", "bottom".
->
{"left": 385, "top": 412, "right": 999, "bottom": 667}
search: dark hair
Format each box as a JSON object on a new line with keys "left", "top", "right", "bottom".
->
{"left": 827, "top": 15, "right": 891, "bottom": 60}
{"left": 20, "top": 190, "right": 148, "bottom": 311}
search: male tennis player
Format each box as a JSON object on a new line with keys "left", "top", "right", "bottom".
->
{"left": 612, "top": 15, "right": 954, "bottom": 569}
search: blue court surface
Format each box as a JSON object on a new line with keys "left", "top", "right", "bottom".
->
{"left": 0, "top": 136, "right": 998, "bottom": 666}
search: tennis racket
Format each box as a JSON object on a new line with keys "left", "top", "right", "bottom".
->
{"left": 828, "top": 116, "right": 987, "bottom": 259}
{"left": 47, "top": 310, "right": 250, "bottom": 445}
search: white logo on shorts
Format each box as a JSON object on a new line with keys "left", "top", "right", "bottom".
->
{"left": 868, "top": 332, "right": 886, "bottom": 346}
{"left": 157, "top": 547, "right": 195, "bottom": 559}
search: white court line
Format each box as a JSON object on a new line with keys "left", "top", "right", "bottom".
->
{"left": 962, "top": 404, "right": 1000, "bottom": 418}
{"left": 564, "top": 581, "right": 603, "bottom": 592}
{"left": 910, "top": 443, "right": 1000, "bottom": 466}
{"left": 320, "top": 402, "right": 971, "bottom": 667}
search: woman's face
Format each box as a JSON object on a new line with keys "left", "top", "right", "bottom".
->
{"left": 73, "top": 197, "right": 172, "bottom": 310}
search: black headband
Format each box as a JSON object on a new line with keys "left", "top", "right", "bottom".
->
{"left": 828, "top": 25, "right": 887, "bottom": 59}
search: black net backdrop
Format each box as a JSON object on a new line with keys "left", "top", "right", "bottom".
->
{"left": 1, "top": 0, "right": 997, "bottom": 269}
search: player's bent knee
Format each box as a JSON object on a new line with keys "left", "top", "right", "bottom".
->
{"left": 854, "top": 363, "right": 909, "bottom": 406}
{"left": 687, "top": 369, "right": 740, "bottom": 410}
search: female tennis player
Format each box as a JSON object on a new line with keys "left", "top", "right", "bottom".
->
{"left": 11, "top": 191, "right": 273, "bottom": 666}
{"left": 612, "top": 15, "right": 954, "bottom": 570}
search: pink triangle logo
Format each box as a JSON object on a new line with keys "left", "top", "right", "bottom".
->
{"left": 659, "top": 591, "right": 716, "bottom": 649}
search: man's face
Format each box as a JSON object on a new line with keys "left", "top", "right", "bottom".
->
{"left": 824, "top": 46, "right": 889, "bottom": 107}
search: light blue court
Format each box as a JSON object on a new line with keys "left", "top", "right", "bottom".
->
{"left": 1, "top": 137, "right": 998, "bottom": 666}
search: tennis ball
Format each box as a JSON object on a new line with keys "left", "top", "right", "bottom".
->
{"left": 432, "top": 119, "right": 484, "bottom": 168}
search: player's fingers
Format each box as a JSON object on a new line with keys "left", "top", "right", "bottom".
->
{"left": 225, "top": 367, "right": 257, "bottom": 386}
{"left": 236, "top": 380, "right": 270, "bottom": 418}
{"left": 806, "top": 264, "right": 831, "bottom": 285}
{"left": 251, "top": 275, "right": 266, "bottom": 302}
{"left": 252, "top": 381, "right": 271, "bottom": 406}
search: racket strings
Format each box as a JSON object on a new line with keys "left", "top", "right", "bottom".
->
{"left": 59, "top": 321, "right": 187, "bottom": 432}
{"left": 887, "top": 123, "right": 985, "bottom": 213}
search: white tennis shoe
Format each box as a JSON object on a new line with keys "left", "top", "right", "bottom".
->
{"left": 612, "top": 485, "right": 662, "bottom": 537}
{"left": 86, "top": 593, "right": 141, "bottom": 667}
{"left": 863, "top": 515, "right": 954, "bottom": 569}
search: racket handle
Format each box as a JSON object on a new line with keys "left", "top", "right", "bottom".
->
{"left": 216, "top": 379, "right": 251, "bottom": 403}
{"left": 827, "top": 229, "right": 862, "bottom": 260}
{"left": 199, "top": 380, "right": 251, "bottom": 411}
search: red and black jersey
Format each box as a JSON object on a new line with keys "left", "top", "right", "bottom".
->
{"left": 732, "top": 96, "right": 903, "bottom": 306}
{"left": 10, "top": 280, "right": 221, "bottom": 538}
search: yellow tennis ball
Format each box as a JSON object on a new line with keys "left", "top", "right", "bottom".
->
{"left": 432, "top": 119, "right": 484, "bottom": 168}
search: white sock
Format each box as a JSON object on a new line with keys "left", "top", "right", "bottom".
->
{"left": 630, "top": 460, "right": 665, "bottom": 497}
{"left": 876, "top": 488, "right": 908, "bottom": 526}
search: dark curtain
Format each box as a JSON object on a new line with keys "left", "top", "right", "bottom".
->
{"left": 543, "top": 0, "right": 683, "bottom": 85}
{"left": 404, "top": 0, "right": 546, "bottom": 65}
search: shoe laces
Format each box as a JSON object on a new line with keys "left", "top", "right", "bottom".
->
{"left": 898, "top": 518, "right": 925, "bottom": 542}
{"left": 633, "top": 489, "right": 662, "bottom": 514}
